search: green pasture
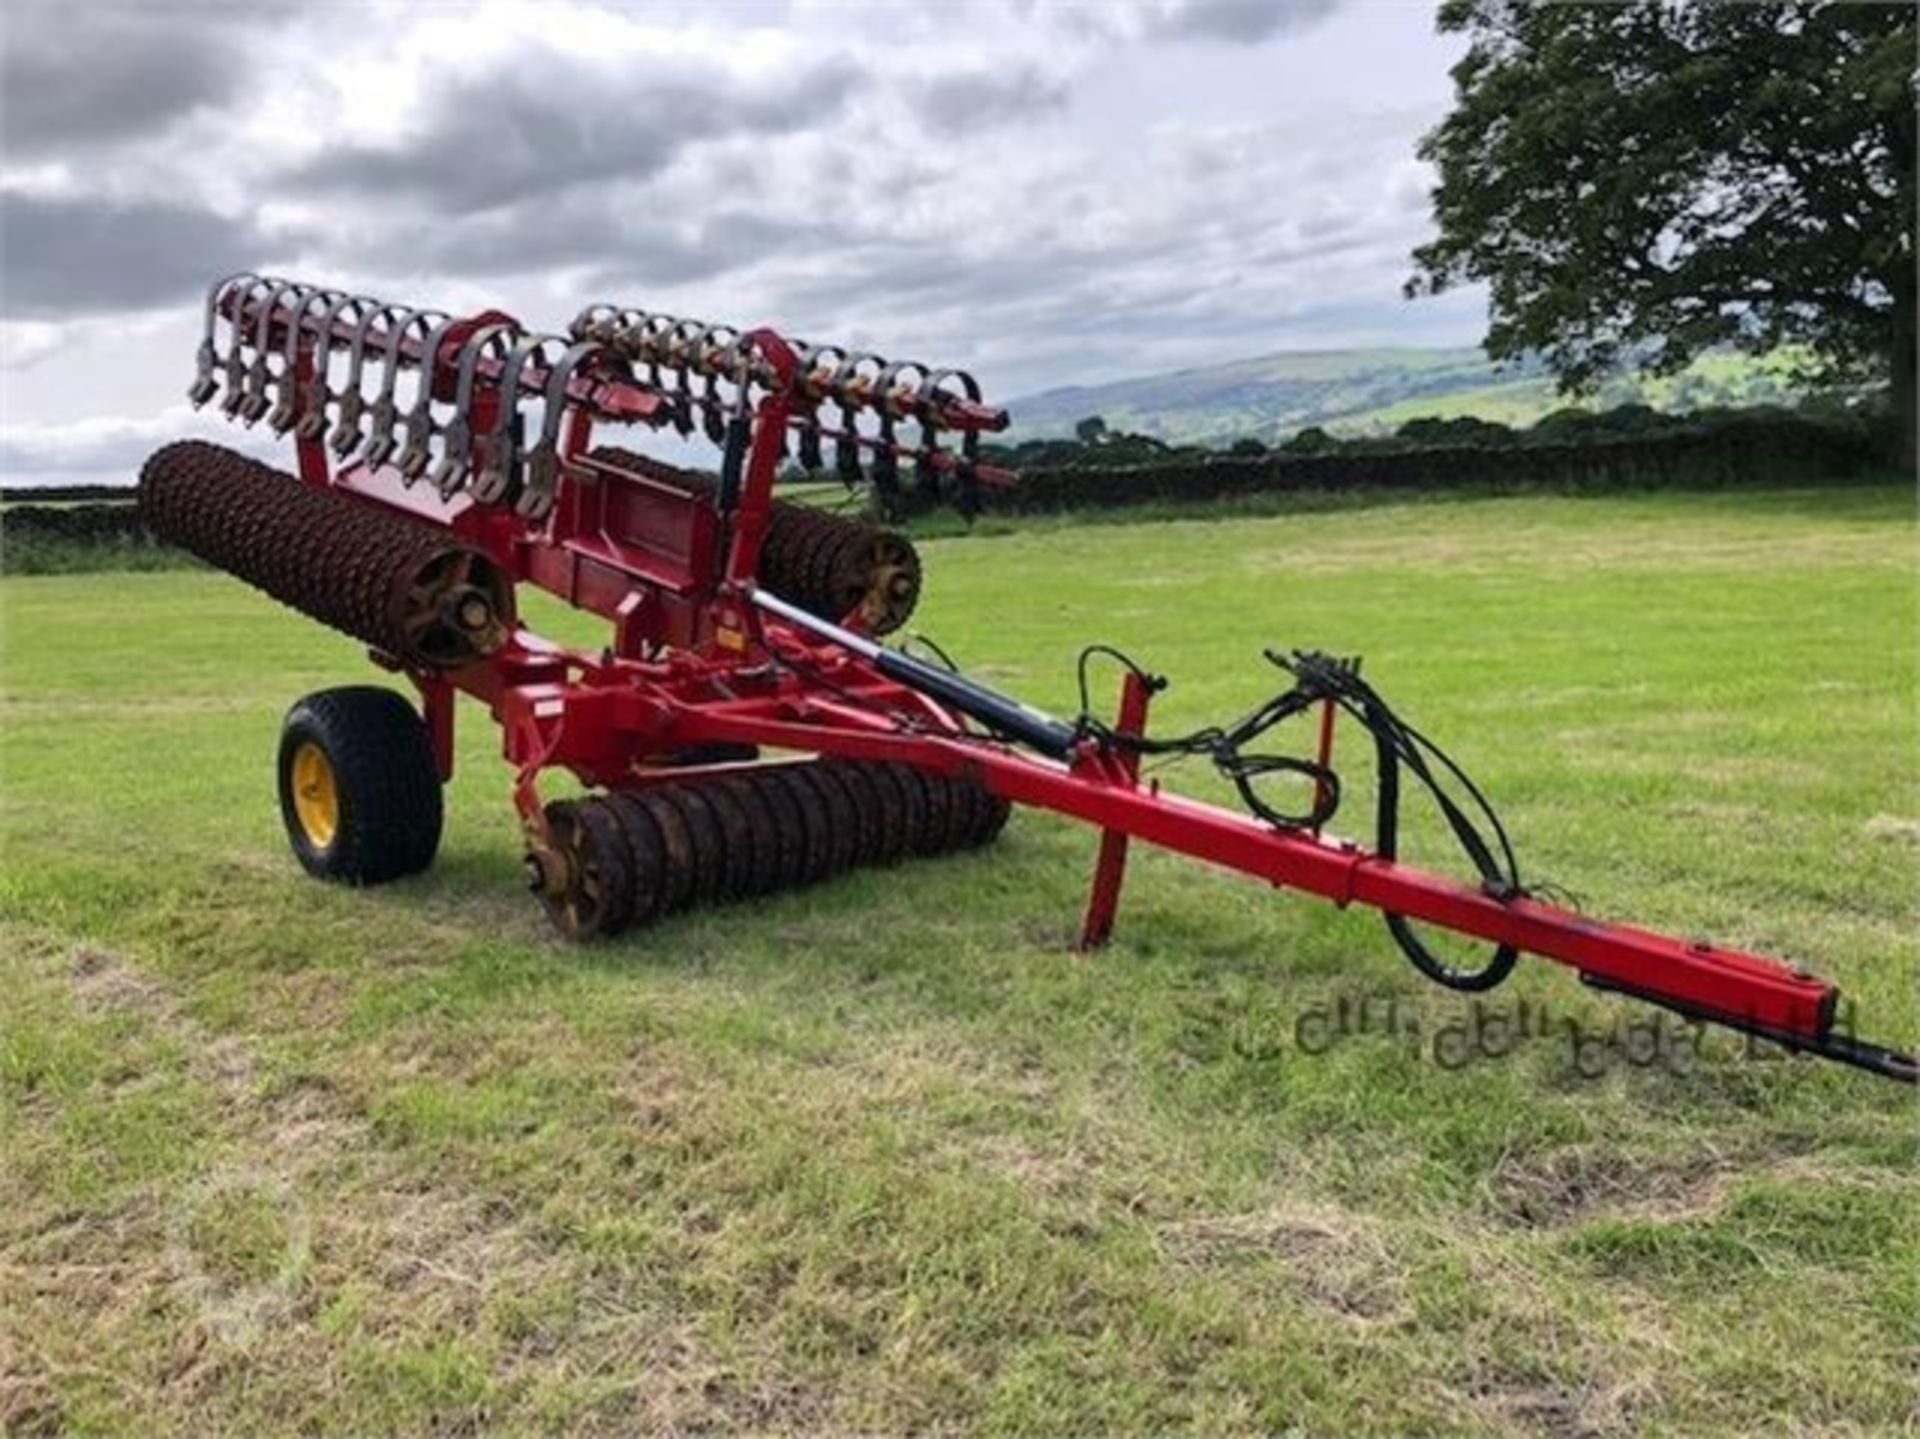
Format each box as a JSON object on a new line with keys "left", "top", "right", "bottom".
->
{"left": 2, "top": 487, "right": 1914, "bottom": 1435}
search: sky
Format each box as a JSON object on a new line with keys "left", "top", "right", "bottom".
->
{"left": 0, "top": 0, "right": 1481, "bottom": 488}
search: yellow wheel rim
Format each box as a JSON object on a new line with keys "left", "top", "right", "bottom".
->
{"left": 291, "top": 741, "right": 340, "bottom": 849}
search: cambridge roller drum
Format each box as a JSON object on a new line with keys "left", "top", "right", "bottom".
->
{"left": 534, "top": 761, "right": 1009, "bottom": 939}
{"left": 140, "top": 270, "right": 1915, "bottom": 1089}
{"left": 142, "top": 440, "right": 512, "bottom": 669}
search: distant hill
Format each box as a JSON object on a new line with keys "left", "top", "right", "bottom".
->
{"left": 1005, "top": 347, "right": 1805, "bottom": 446}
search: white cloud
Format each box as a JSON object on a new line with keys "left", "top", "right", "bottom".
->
{"left": 0, "top": 406, "right": 281, "bottom": 489}
{"left": 0, "top": 322, "right": 67, "bottom": 371}
{"left": 0, "top": 0, "right": 1479, "bottom": 478}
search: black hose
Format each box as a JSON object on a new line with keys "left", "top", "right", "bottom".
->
{"left": 1075, "top": 643, "right": 1524, "bottom": 992}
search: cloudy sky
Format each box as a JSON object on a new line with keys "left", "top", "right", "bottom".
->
{"left": 0, "top": 0, "right": 1481, "bottom": 488}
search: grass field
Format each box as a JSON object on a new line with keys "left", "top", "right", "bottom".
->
{"left": 3, "top": 487, "right": 1916, "bottom": 1435}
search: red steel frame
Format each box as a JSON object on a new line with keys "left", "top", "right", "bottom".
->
{"left": 263, "top": 307, "right": 1909, "bottom": 1082}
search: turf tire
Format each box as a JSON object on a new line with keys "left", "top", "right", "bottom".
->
{"left": 278, "top": 686, "right": 442, "bottom": 884}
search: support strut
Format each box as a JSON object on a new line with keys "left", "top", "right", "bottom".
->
{"left": 1079, "top": 667, "right": 1153, "bottom": 952}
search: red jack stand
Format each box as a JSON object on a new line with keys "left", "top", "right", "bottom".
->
{"left": 1078, "top": 668, "right": 1154, "bottom": 951}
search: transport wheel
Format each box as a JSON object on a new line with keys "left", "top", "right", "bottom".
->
{"left": 278, "top": 686, "right": 442, "bottom": 884}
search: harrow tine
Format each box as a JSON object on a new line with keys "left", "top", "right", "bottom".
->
{"left": 215, "top": 276, "right": 267, "bottom": 416}
{"left": 835, "top": 407, "right": 866, "bottom": 486}
{"left": 790, "top": 341, "right": 830, "bottom": 475}
{"left": 877, "top": 358, "right": 929, "bottom": 494}
{"left": 515, "top": 340, "right": 608, "bottom": 520}
{"left": 613, "top": 307, "right": 651, "bottom": 356}
{"left": 269, "top": 288, "right": 340, "bottom": 435}
{"left": 364, "top": 308, "right": 446, "bottom": 469}
{"left": 918, "top": 367, "right": 984, "bottom": 513}
{"left": 398, "top": 313, "right": 470, "bottom": 483}
{"left": 833, "top": 352, "right": 887, "bottom": 487}
{"left": 796, "top": 416, "right": 825, "bottom": 473}
{"left": 669, "top": 319, "right": 704, "bottom": 436}
{"left": 695, "top": 321, "right": 739, "bottom": 376}
{"left": 219, "top": 277, "right": 274, "bottom": 418}
{"left": 713, "top": 329, "right": 755, "bottom": 434}
{"left": 330, "top": 302, "right": 402, "bottom": 457}
{"left": 571, "top": 305, "right": 618, "bottom": 351}
{"left": 189, "top": 271, "right": 257, "bottom": 409}
{"left": 429, "top": 323, "right": 487, "bottom": 495}
{"left": 640, "top": 313, "right": 677, "bottom": 397}
{"left": 474, "top": 333, "right": 559, "bottom": 505}
{"left": 432, "top": 323, "right": 516, "bottom": 500}
{"left": 239, "top": 278, "right": 308, "bottom": 426}
{"left": 871, "top": 424, "right": 900, "bottom": 495}
{"left": 296, "top": 293, "right": 368, "bottom": 441}
{"left": 877, "top": 359, "right": 928, "bottom": 418}
{"left": 690, "top": 321, "right": 739, "bottom": 444}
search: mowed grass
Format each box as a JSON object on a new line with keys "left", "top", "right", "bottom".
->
{"left": 2, "top": 486, "right": 1916, "bottom": 1435}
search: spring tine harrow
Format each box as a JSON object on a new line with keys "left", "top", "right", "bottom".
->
{"left": 148, "top": 266, "right": 1917, "bottom": 1089}
{"left": 566, "top": 306, "right": 1011, "bottom": 496}
{"left": 199, "top": 278, "right": 1011, "bottom": 508}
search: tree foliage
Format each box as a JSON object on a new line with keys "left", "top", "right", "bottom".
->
{"left": 1409, "top": 0, "right": 1915, "bottom": 456}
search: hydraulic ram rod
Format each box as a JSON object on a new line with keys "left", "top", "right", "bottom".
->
{"left": 742, "top": 590, "right": 1917, "bottom": 1083}
{"left": 751, "top": 587, "right": 1081, "bottom": 756}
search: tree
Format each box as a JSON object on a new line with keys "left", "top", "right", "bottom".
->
{"left": 1280, "top": 425, "right": 1338, "bottom": 456}
{"left": 1409, "top": 1, "right": 1915, "bottom": 463}
{"left": 1074, "top": 415, "right": 1108, "bottom": 446}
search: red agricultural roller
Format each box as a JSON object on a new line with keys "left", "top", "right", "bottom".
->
{"left": 143, "top": 272, "right": 1914, "bottom": 1084}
